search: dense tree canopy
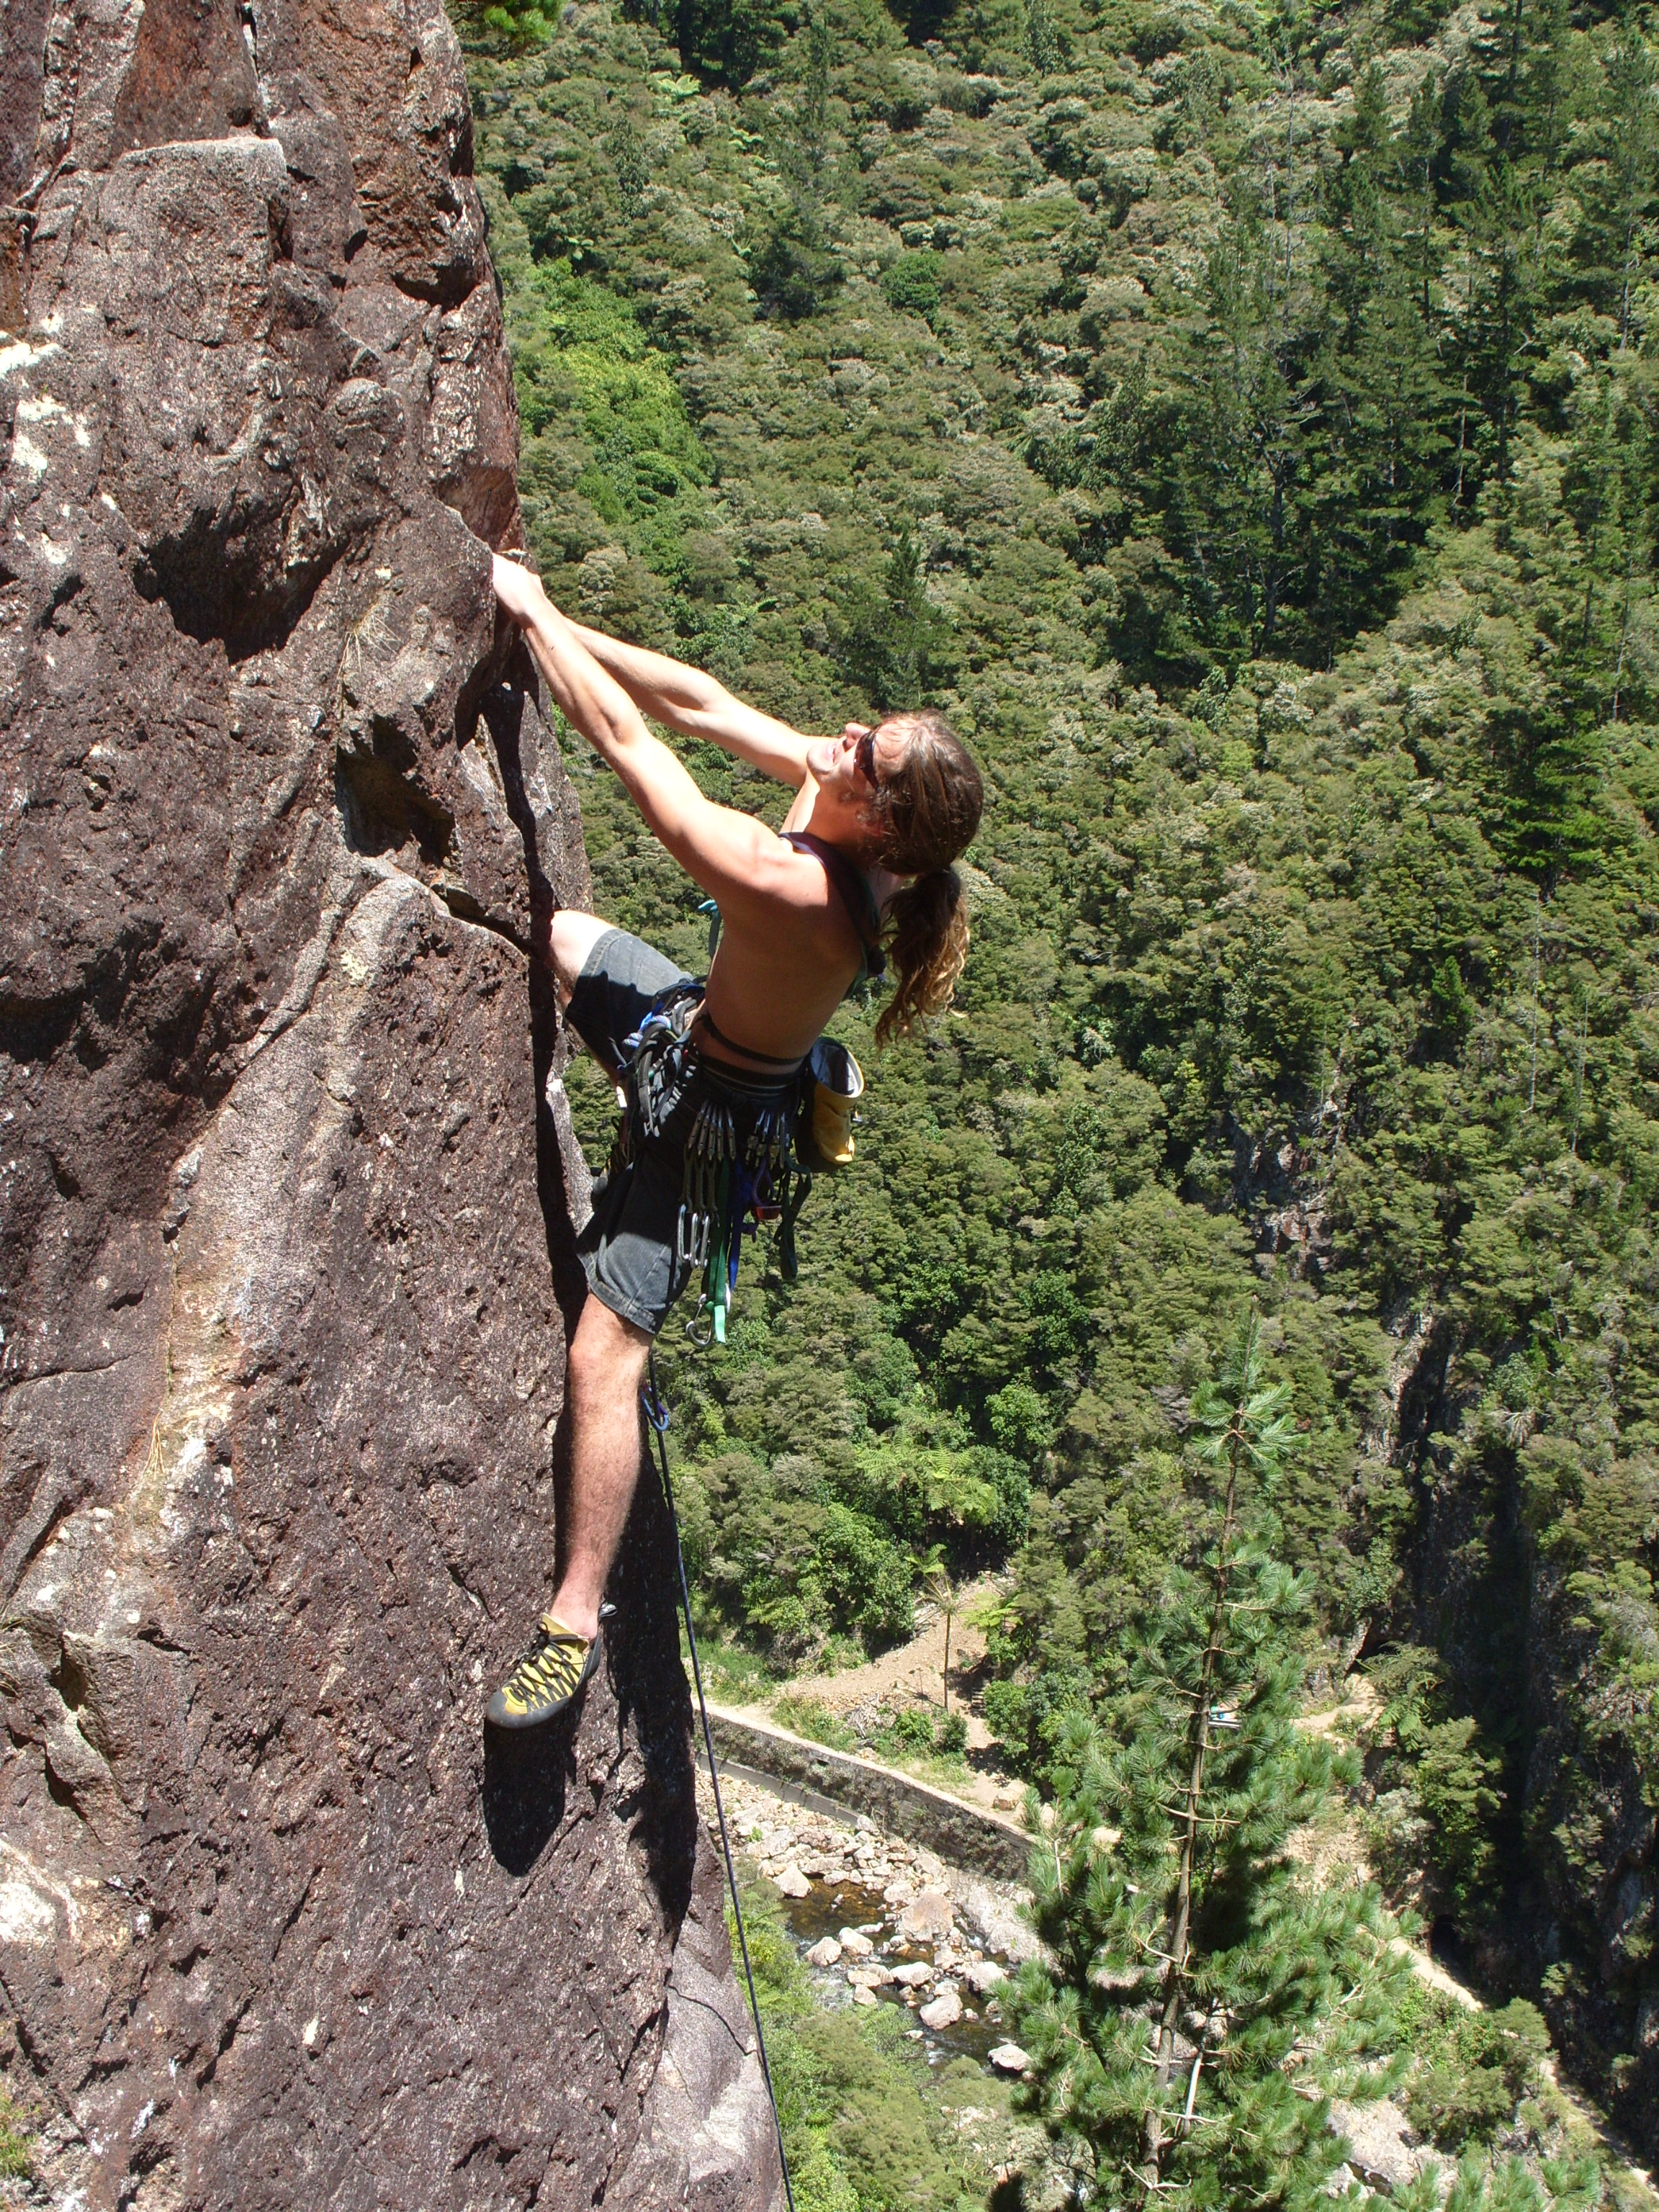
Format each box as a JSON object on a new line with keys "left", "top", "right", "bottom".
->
{"left": 457, "top": 0, "right": 1659, "bottom": 2156}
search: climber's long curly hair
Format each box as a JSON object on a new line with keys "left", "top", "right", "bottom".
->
{"left": 862, "top": 710, "right": 984, "bottom": 1046}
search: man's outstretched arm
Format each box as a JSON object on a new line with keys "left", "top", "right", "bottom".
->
{"left": 563, "top": 616, "right": 815, "bottom": 788}
{"left": 495, "top": 558, "right": 794, "bottom": 913}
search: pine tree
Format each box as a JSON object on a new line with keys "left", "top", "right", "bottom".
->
{"left": 1009, "top": 1316, "right": 1413, "bottom": 2210}
{"left": 830, "top": 527, "right": 957, "bottom": 710}
{"left": 606, "top": 112, "right": 650, "bottom": 211}
{"left": 1394, "top": 2152, "right": 1601, "bottom": 2212}
{"left": 1308, "top": 64, "right": 1452, "bottom": 653}
{"left": 1175, "top": 222, "right": 1314, "bottom": 659}
{"left": 1586, "top": 26, "right": 1659, "bottom": 351}
{"left": 1026, "top": 0, "right": 1061, "bottom": 78}
{"left": 1393, "top": 72, "right": 1444, "bottom": 333}
{"left": 798, "top": 4, "right": 834, "bottom": 186}
{"left": 675, "top": 0, "right": 788, "bottom": 91}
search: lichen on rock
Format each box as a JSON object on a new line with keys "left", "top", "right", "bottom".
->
{"left": 0, "top": 4, "right": 779, "bottom": 2205}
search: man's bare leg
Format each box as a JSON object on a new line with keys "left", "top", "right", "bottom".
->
{"left": 485, "top": 910, "right": 648, "bottom": 1723}
{"left": 547, "top": 909, "right": 615, "bottom": 1014}
{"left": 545, "top": 1293, "right": 652, "bottom": 1641}
{"left": 539, "top": 906, "right": 649, "bottom": 1635}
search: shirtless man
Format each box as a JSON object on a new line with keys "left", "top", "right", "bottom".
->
{"left": 486, "top": 554, "right": 983, "bottom": 1728}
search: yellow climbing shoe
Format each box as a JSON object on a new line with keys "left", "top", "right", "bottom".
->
{"left": 485, "top": 1609, "right": 608, "bottom": 1730}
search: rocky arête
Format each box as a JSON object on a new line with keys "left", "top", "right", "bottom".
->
{"left": 0, "top": 2, "right": 779, "bottom": 2204}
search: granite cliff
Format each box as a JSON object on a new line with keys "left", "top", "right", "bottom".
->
{"left": 0, "top": 2, "right": 780, "bottom": 2203}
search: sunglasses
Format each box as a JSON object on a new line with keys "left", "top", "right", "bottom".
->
{"left": 855, "top": 729, "right": 880, "bottom": 788}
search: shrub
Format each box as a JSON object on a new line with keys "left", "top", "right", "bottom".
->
{"left": 1405, "top": 2000, "right": 1553, "bottom": 2151}
{"left": 773, "top": 1694, "right": 856, "bottom": 1750}
{"left": 0, "top": 2098, "right": 30, "bottom": 2181}
{"left": 935, "top": 1711, "right": 968, "bottom": 1757}
{"left": 880, "top": 251, "right": 943, "bottom": 318}
{"left": 893, "top": 1707, "right": 935, "bottom": 1750}
{"left": 752, "top": 220, "right": 845, "bottom": 320}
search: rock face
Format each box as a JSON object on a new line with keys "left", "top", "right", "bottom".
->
{"left": 0, "top": 4, "right": 781, "bottom": 2206}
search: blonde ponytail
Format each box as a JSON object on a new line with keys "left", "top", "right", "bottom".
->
{"left": 876, "top": 868, "right": 970, "bottom": 1043}
{"left": 860, "top": 707, "right": 982, "bottom": 1046}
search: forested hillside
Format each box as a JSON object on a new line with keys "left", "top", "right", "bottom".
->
{"left": 456, "top": 0, "right": 1658, "bottom": 2152}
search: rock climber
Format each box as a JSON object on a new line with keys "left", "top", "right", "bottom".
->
{"left": 485, "top": 554, "right": 984, "bottom": 1729}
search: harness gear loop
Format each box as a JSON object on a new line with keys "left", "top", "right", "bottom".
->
{"left": 642, "top": 1356, "right": 796, "bottom": 2212}
{"left": 613, "top": 961, "right": 860, "bottom": 1344}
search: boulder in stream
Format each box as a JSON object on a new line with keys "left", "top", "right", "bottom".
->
{"left": 900, "top": 1889, "right": 956, "bottom": 1941}
{"left": 920, "top": 1987, "right": 963, "bottom": 2030}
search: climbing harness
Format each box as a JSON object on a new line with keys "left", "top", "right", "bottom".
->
{"left": 678, "top": 1074, "right": 798, "bottom": 1346}
{"left": 611, "top": 984, "right": 826, "bottom": 1348}
{"left": 658, "top": 836, "right": 881, "bottom": 1340}
{"left": 643, "top": 1357, "right": 796, "bottom": 2212}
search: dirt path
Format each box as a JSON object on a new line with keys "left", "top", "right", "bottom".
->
{"left": 720, "top": 1578, "right": 1024, "bottom": 1813}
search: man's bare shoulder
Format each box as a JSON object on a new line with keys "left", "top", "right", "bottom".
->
{"left": 720, "top": 827, "right": 838, "bottom": 915}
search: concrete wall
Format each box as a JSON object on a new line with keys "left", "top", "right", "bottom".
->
{"left": 702, "top": 1706, "right": 1033, "bottom": 1885}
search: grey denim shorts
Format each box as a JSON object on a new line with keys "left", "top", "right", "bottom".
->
{"left": 565, "top": 927, "right": 698, "bottom": 1336}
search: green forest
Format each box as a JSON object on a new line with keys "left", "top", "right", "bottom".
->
{"left": 453, "top": 0, "right": 1658, "bottom": 2184}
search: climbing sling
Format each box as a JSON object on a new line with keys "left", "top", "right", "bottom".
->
{"left": 610, "top": 989, "right": 801, "bottom": 1346}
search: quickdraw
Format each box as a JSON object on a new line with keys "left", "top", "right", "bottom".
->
{"left": 678, "top": 1087, "right": 797, "bottom": 1344}
{"left": 615, "top": 984, "right": 804, "bottom": 1349}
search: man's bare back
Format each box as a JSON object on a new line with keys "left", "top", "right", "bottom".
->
{"left": 698, "top": 773, "right": 904, "bottom": 1069}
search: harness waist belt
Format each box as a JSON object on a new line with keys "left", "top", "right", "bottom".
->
{"left": 696, "top": 1004, "right": 806, "bottom": 1075}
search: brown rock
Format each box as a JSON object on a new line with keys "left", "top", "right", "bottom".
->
{"left": 900, "top": 1889, "right": 956, "bottom": 1941}
{"left": 963, "top": 1957, "right": 1008, "bottom": 1996}
{"left": 0, "top": 5, "right": 778, "bottom": 2208}
{"left": 1328, "top": 2097, "right": 1431, "bottom": 2193}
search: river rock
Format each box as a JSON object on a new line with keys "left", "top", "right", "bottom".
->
{"left": 775, "top": 1866, "right": 811, "bottom": 1898}
{"left": 1329, "top": 2095, "right": 1431, "bottom": 2192}
{"left": 850, "top": 1984, "right": 878, "bottom": 2007}
{"left": 0, "top": 6, "right": 780, "bottom": 2208}
{"left": 891, "top": 1961, "right": 934, "bottom": 1988}
{"left": 989, "top": 2043, "right": 1031, "bottom": 2074}
{"left": 920, "top": 1987, "right": 963, "bottom": 2030}
{"left": 964, "top": 1958, "right": 1008, "bottom": 1995}
{"left": 839, "top": 1926, "right": 876, "bottom": 1959}
{"left": 805, "top": 1937, "right": 842, "bottom": 1968}
{"left": 901, "top": 1889, "right": 956, "bottom": 1941}
{"left": 846, "top": 1964, "right": 889, "bottom": 1990}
